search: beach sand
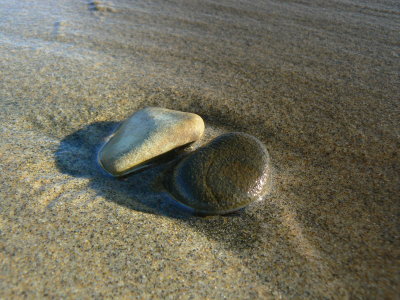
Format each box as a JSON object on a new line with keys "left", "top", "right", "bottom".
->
{"left": 0, "top": 0, "right": 399, "bottom": 298}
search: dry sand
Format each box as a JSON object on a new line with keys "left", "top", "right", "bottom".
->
{"left": 0, "top": 0, "right": 399, "bottom": 298}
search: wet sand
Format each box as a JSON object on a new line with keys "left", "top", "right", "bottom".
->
{"left": 0, "top": 0, "right": 399, "bottom": 298}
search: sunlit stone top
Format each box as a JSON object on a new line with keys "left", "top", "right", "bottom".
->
{"left": 98, "top": 107, "right": 204, "bottom": 176}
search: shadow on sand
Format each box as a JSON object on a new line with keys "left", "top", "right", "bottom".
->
{"left": 55, "top": 121, "right": 275, "bottom": 255}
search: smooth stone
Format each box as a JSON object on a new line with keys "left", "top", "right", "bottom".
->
{"left": 98, "top": 107, "right": 204, "bottom": 176}
{"left": 166, "top": 132, "right": 272, "bottom": 215}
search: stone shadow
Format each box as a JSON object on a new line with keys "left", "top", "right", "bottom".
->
{"left": 55, "top": 121, "right": 195, "bottom": 218}
{"left": 55, "top": 120, "right": 273, "bottom": 252}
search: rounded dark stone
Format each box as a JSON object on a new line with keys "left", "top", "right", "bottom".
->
{"left": 166, "top": 132, "right": 272, "bottom": 215}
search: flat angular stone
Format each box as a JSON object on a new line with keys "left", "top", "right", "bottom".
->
{"left": 98, "top": 107, "right": 204, "bottom": 176}
{"left": 165, "top": 132, "right": 272, "bottom": 215}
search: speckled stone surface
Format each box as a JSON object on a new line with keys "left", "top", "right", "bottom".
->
{"left": 166, "top": 132, "right": 271, "bottom": 214}
{"left": 0, "top": 0, "right": 399, "bottom": 298}
{"left": 98, "top": 107, "right": 204, "bottom": 176}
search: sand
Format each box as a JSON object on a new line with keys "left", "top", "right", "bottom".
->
{"left": 0, "top": 0, "right": 399, "bottom": 298}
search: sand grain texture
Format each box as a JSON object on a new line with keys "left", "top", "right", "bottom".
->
{"left": 0, "top": 0, "right": 399, "bottom": 298}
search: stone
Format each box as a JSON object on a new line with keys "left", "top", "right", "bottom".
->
{"left": 166, "top": 132, "right": 272, "bottom": 215}
{"left": 98, "top": 107, "right": 205, "bottom": 176}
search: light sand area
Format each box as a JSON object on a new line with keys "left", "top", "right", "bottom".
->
{"left": 0, "top": 0, "right": 399, "bottom": 298}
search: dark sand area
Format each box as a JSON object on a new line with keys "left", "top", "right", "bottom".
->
{"left": 0, "top": 0, "right": 399, "bottom": 298}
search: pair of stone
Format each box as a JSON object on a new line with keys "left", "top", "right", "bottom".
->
{"left": 98, "top": 107, "right": 272, "bottom": 215}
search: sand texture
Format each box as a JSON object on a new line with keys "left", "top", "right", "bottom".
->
{"left": 0, "top": 0, "right": 399, "bottom": 298}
